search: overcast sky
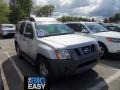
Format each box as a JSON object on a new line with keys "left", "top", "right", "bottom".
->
{"left": 33, "top": 0, "right": 120, "bottom": 18}
{"left": 5, "top": 0, "right": 120, "bottom": 18}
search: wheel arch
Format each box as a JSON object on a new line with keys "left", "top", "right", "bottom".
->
{"left": 98, "top": 41, "right": 109, "bottom": 52}
{"left": 15, "top": 40, "right": 18, "bottom": 45}
{"left": 36, "top": 53, "right": 47, "bottom": 64}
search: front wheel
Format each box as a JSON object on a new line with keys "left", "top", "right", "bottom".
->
{"left": 37, "top": 57, "right": 50, "bottom": 77}
{"left": 0, "top": 34, "right": 3, "bottom": 39}
{"left": 99, "top": 43, "right": 108, "bottom": 57}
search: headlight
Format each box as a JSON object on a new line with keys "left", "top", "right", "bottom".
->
{"left": 55, "top": 50, "right": 71, "bottom": 59}
{"left": 2, "top": 31, "right": 8, "bottom": 35}
{"left": 107, "top": 38, "right": 120, "bottom": 43}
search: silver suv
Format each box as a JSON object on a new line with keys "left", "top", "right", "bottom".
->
{"left": 15, "top": 17, "right": 100, "bottom": 77}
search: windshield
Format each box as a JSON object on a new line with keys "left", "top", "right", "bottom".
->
{"left": 35, "top": 22, "right": 74, "bottom": 37}
{"left": 85, "top": 23, "right": 108, "bottom": 33}
{"left": 2, "top": 25, "right": 14, "bottom": 28}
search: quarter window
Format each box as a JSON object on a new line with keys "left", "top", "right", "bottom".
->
{"left": 19, "top": 22, "right": 26, "bottom": 35}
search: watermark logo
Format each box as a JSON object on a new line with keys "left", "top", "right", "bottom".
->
{"left": 24, "top": 76, "right": 49, "bottom": 90}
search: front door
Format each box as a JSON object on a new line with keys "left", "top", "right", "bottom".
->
{"left": 23, "top": 23, "right": 37, "bottom": 60}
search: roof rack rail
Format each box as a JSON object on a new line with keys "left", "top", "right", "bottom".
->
{"left": 29, "top": 16, "right": 57, "bottom": 22}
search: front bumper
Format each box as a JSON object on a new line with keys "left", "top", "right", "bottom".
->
{"left": 48, "top": 55, "right": 99, "bottom": 76}
{"left": 2, "top": 31, "right": 15, "bottom": 36}
{"left": 106, "top": 42, "right": 120, "bottom": 53}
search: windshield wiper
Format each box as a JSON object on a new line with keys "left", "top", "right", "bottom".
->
{"left": 38, "top": 32, "right": 74, "bottom": 38}
{"left": 49, "top": 33, "right": 74, "bottom": 36}
{"left": 100, "top": 31, "right": 108, "bottom": 32}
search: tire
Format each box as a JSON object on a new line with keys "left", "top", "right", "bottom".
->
{"left": 99, "top": 43, "right": 108, "bottom": 58}
{"left": 37, "top": 56, "right": 51, "bottom": 77}
{"left": 0, "top": 34, "right": 3, "bottom": 39}
{"left": 15, "top": 44, "right": 23, "bottom": 58}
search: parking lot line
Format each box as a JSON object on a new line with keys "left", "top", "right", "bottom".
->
{"left": 99, "top": 63, "right": 120, "bottom": 71}
{"left": 105, "top": 70, "right": 120, "bottom": 84}
{"left": 4, "top": 52, "right": 24, "bottom": 83}
{"left": 88, "top": 70, "right": 120, "bottom": 90}
{"left": 1, "top": 66, "right": 9, "bottom": 90}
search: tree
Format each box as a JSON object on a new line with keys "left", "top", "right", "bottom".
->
{"left": 9, "top": 0, "right": 32, "bottom": 24}
{"left": 34, "top": 5, "right": 54, "bottom": 17}
{"left": 92, "top": 18, "right": 95, "bottom": 22}
{"left": 57, "top": 16, "right": 90, "bottom": 22}
{"left": 114, "top": 13, "right": 120, "bottom": 22}
{"left": 104, "top": 18, "right": 108, "bottom": 23}
{"left": 0, "top": 0, "right": 10, "bottom": 23}
{"left": 109, "top": 17, "right": 114, "bottom": 23}
{"left": 108, "top": 12, "right": 120, "bottom": 23}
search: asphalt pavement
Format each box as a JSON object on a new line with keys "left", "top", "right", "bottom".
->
{"left": 0, "top": 38, "right": 120, "bottom": 90}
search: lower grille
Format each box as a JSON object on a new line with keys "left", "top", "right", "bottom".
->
{"left": 78, "top": 59, "right": 97, "bottom": 68}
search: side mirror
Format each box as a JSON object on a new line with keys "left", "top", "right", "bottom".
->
{"left": 81, "top": 29, "right": 89, "bottom": 33}
{"left": 24, "top": 32, "right": 33, "bottom": 39}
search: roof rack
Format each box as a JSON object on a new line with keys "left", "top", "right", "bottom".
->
{"left": 29, "top": 17, "right": 57, "bottom": 22}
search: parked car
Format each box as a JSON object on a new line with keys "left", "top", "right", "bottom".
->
{"left": 103, "top": 24, "right": 120, "bottom": 32}
{"left": 66, "top": 22, "right": 120, "bottom": 57}
{"left": 0, "top": 24, "right": 15, "bottom": 38}
{"left": 15, "top": 17, "right": 99, "bottom": 77}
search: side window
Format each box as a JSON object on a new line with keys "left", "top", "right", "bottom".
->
{"left": 79, "top": 24, "right": 89, "bottom": 33}
{"left": 77, "top": 24, "right": 86, "bottom": 30}
{"left": 108, "top": 26, "right": 114, "bottom": 31}
{"left": 66, "top": 24, "right": 81, "bottom": 32}
{"left": 108, "top": 26, "right": 118, "bottom": 31}
{"left": 24, "top": 24, "right": 34, "bottom": 39}
{"left": 19, "top": 22, "right": 26, "bottom": 35}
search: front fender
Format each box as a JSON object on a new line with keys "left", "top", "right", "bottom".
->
{"left": 37, "top": 44, "right": 57, "bottom": 59}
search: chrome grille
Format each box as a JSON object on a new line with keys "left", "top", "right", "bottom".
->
{"left": 69, "top": 44, "right": 96, "bottom": 60}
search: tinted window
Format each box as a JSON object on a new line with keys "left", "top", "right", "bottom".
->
{"left": 77, "top": 24, "right": 87, "bottom": 31}
{"left": 66, "top": 24, "right": 86, "bottom": 32}
{"left": 24, "top": 24, "right": 34, "bottom": 39}
{"left": 19, "top": 22, "right": 26, "bottom": 35}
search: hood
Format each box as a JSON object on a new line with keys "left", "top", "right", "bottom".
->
{"left": 39, "top": 34, "right": 96, "bottom": 49}
{"left": 92, "top": 31, "right": 120, "bottom": 38}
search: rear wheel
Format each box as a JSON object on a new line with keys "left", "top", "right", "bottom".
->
{"left": 15, "top": 44, "right": 22, "bottom": 58}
